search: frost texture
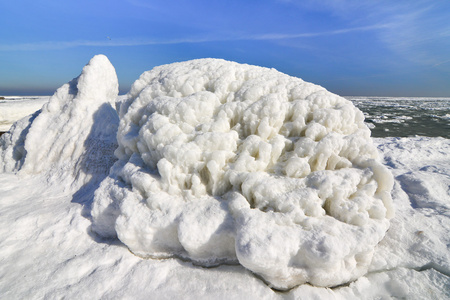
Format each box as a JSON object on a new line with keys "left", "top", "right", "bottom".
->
{"left": 0, "top": 55, "right": 119, "bottom": 186}
{"left": 89, "top": 58, "right": 394, "bottom": 289}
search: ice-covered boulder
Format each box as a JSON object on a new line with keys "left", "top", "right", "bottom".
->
{"left": 91, "top": 58, "right": 394, "bottom": 290}
{"left": 0, "top": 55, "right": 119, "bottom": 187}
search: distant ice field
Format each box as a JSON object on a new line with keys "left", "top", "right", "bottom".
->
{"left": 1, "top": 96, "right": 448, "bottom": 139}
{"left": 346, "top": 97, "right": 450, "bottom": 139}
{"left": 0, "top": 96, "right": 50, "bottom": 132}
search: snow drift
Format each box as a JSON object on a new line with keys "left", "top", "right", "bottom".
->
{"left": 0, "top": 55, "right": 119, "bottom": 187}
{"left": 89, "top": 58, "right": 394, "bottom": 289}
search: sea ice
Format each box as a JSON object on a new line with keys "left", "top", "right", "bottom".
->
{"left": 91, "top": 58, "right": 394, "bottom": 289}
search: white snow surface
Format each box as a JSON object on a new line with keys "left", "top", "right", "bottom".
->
{"left": 0, "top": 97, "right": 50, "bottom": 132}
{"left": 0, "top": 56, "right": 449, "bottom": 298}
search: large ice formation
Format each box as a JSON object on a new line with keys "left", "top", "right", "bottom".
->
{"left": 91, "top": 58, "right": 394, "bottom": 289}
{"left": 0, "top": 55, "right": 119, "bottom": 186}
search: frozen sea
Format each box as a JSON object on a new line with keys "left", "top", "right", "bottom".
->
{"left": 0, "top": 57, "right": 449, "bottom": 299}
{"left": 347, "top": 96, "right": 450, "bottom": 139}
{"left": 2, "top": 96, "right": 449, "bottom": 138}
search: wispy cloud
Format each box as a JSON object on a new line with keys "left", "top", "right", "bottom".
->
{"left": 249, "top": 23, "right": 389, "bottom": 40}
{"left": 343, "top": 1, "right": 450, "bottom": 67}
{"left": 434, "top": 59, "right": 450, "bottom": 67}
{"left": 0, "top": 37, "right": 215, "bottom": 51}
{"left": 283, "top": 0, "right": 450, "bottom": 67}
{"left": 0, "top": 24, "right": 387, "bottom": 52}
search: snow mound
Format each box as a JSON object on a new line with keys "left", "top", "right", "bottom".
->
{"left": 0, "top": 55, "right": 119, "bottom": 186}
{"left": 92, "top": 58, "right": 394, "bottom": 289}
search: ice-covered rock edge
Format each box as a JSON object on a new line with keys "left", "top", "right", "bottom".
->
{"left": 0, "top": 55, "right": 394, "bottom": 291}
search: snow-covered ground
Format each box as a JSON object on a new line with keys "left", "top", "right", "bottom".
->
{"left": 0, "top": 96, "right": 50, "bottom": 132}
{"left": 0, "top": 56, "right": 449, "bottom": 299}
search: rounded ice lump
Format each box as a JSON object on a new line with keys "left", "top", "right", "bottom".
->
{"left": 92, "top": 58, "right": 394, "bottom": 290}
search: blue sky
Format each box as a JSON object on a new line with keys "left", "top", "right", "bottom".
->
{"left": 1, "top": 0, "right": 449, "bottom": 96}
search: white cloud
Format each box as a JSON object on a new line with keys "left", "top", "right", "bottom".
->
{"left": 0, "top": 37, "right": 214, "bottom": 51}
{"left": 250, "top": 24, "right": 389, "bottom": 40}
{"left": 433, "top": 60, "right": 450, "bottom": 67}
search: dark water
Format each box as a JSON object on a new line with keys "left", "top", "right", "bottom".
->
{"left": 347, "top": 97, "right": 450, "bottom": 138}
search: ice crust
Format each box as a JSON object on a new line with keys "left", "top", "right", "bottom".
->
{"left": 90, "top": 58, "right": 394, "bottom": 289}
{"left": 0, "top": 55, "right": 119, "bottom": 186}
